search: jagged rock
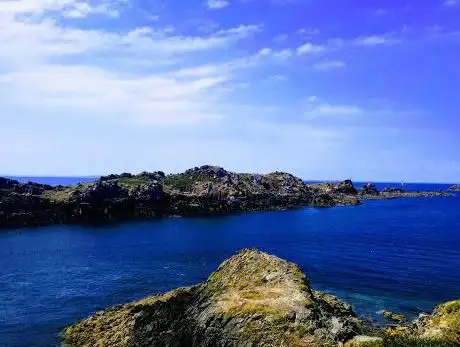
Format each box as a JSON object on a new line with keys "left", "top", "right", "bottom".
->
{"left": 448, "top": 185, "right": 460, "bottom": 192}
{"left": 63, "top": 249, "right": 363, "bottom": 347}
{"left": 99, "top": 173, "right": 133, "bottom": 181}
{"left": 72, "top": 181, "right": 127, "bottom": 204}
{"left": 0, "top": 177, "right": 18, "bottom": 189}
{"left": 411, "top": 300, "right": 460, "bottom": 344}
{"left": 336, "top": 180, "right": 358, "bottom": 195}
{"left": 137, "top": 171, "right": 166, "bottom": 180}
{"left": 381, "top": 310, "right": 406, "bottom": 323}
{"left": 360, "top": 184, "right": 379, "bottom": 196}
{"left": 129, "top": 181, "right": 164, "bottom": 202}
{"left": 382, "top": 187, "right": 406, "bottom": 194}
{"left": 185, "top": 165, "right": 228, "bottom": 178}
{"left": 2, "top": 165, "right": 449, "bottom": 229}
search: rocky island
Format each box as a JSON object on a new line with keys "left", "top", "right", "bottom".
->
{"left": 63, "top": 249, "right": 459, "bottom": 347}
{"left": 0, "top": 166, "right": 451, "bottom": 229}
{"left": 448, "top": 185, "right": 460, "bottom": 192}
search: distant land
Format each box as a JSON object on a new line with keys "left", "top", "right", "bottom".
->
{"left": 0, "top": 165, "right": 451, "bottom": 229}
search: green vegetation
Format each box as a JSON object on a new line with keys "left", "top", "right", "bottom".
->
{"left": 164, "top": 174, "right": 201, "bottom": 192}
{"left": 381, "top": 336, "right": 457, "bottom": 347}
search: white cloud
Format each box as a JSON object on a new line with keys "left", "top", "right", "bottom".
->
{"left": 207, "top": 0, "right": 230, "bottom": 9}
{"left": 0, "top": 1, "right": 264, "bottom": 125}
{"left": 0, "top": 0, "right": 123, "bottom": 17}
{"left": 353, "top": 35, "right": 399, "bottom": 46}
{"left": 312, "top": 104, "right": 363, "bottom": 116}
{"left": 313, "top": 60, "right": 346, "bottom": 71}
{"left": 296, "top": 42, "right": 324, "bottom": 55}
{"left": 297, "top": 28, "right": 320, "bottom": 36}
{"left": 267, "top": 74, "right": 288, "bottom": 81}
{"left": 375, "top": 8, "right": 387, "bottom": 15}
{"left": 273, "top": 49, "right": 294, "bottom": 60}
{"left": 303, "top": 102, "right": 364, "bottom": 122}
{"left": 305, "top": 104, "right": 364, "bottom": 119}
{"left": 257, "top": 47, "right": 272, "bottom": 56}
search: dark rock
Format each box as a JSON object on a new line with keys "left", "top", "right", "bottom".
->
{"left": 335, "top": 180, "right": 358, "bottom": 195}
{"left": 185, "top": 165, "right": 228, "bottom": 178}
{"left": 381, "top": 310, "right": 406, "bottom": 323}
{"left": 448, "top": 184, "right": 460, "bottom": 192}
{"left": 99, "top": 173, "right": 133, "bottom": 181}
{"left": 382, "top": 187, "right": 406, "bottom": 194}
{"left": 360, "top": 183, "right": 379, "bottom": 196}
{"left": 137, "top": 171, "right": 165, "bottom": 180}
{"left": 0, "top": 177, "right": 19, "bottom": 189}
{"left": 129, "top": 181, "right": 164, "bottom": 202}
{"left": 72, "top": 181, "right": 127, "bottom": 204}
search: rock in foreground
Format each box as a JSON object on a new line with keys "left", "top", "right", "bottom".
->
{"left": 63, "top": 249, "right": 363, "bottom": 347}
{"left": 63, "top": 249, "right": 460, "bottom": 347}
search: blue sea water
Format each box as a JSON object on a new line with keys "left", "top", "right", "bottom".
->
{"left": 0, "top": 179, "right": 459, "bottom": 347}
{"left": 5, "top": 176, "right": 97, "bottom": 186}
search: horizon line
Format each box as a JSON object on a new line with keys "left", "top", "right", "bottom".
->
{"left": 1, "top": 174, "right": 457, "bottom": 186}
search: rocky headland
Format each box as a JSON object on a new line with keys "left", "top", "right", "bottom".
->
{"left": 63, "top": 249, "right": 459, "bottom": 347}
{"left": 448, "top": 185, "right": 460, "bottom": 192}
{"left": 0, "top": 166, "right": 451, "bottom": 229}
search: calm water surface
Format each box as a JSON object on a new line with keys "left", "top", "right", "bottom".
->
{"left": 0, "top": 180, "right": 459, "bottom": 346}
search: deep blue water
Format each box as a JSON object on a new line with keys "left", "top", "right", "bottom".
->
{"left": 1, "top": 180, "right": 459, "bottom": 347}
{"left": 5, "top": 176, "right": 97, "bottom": 186}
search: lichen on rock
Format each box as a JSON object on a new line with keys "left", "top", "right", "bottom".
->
{"left": 63, "top": 249, "right": 363, "bottom": 347}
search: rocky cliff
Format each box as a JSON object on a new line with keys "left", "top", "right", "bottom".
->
{"left": 63, "top": 249, "right": 460, "bottom": 347}
{"left": 0, "top": 166, "right": 359, "bottom": 229}
{"left": 63, "top": 249, "right": 363, "bottom": 347}
{"left": 0, "top": 166, "right": 451, "bottom": 229}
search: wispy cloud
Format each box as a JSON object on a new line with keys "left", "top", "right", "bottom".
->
{"left": 313, "top": 104, "right": 363, "bottom": 115}
{"left": 0, "top": 1, "right": 263, "bottom": 125}
{"left": 313, "top": 60, "right": 346, "bottom": 71}
{"left": 206, "top": 0, "right": 230, "bottom": 9}
{"left": 353, "top": 35, "right": 400, "bottom": 46}
{"left": 273, "top": 49, "right": 294, "bottom": 59}
{"left": 296, "top": 42, "right": 325, "bottom": 55}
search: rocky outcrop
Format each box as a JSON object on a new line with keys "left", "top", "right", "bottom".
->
{"left": 382, "top": 187, "right": 406, "bottom": 194}
{"left": 0, "top": 167, "right": 452, "bottom": 229}
{"left": 360, "top": 184, "right": 380, "bottom": 196}
{"left": 63, "top": 250, "right": 460, "bottom": 347}
{"left": 448, "top": 185, "right": 460, "bottom": 192}
{"left": 0, "top": 166, "right": 361, "bottom": 229}
{"left": 359, "top": 184, "right": 450, "bottom": 199}
{"left": 306, "top": 180, "right": 358, "bottom": 196}
{"left": 381, "top": 300, "right": 460, "bottom": 346}
{"left": 335, "top": 180, "right": 359, "bottom": 195}
{"left": 63, "top": 249, "right": 363, "bottom": 347}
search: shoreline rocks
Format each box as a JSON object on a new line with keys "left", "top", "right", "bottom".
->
{"left": 0, "top": 167, "right": 361, "bottom": 229}
{"left": 63, "top": 249, "right": 364, "bottom": 347}
{"left": 0, "top": 167, "right": 452, "bottom": 229}
{"left": 63, "top": 249, "right": 460, "bottom": 347}
{"left": 448, "top": 184, "right": 460, "bottom": 192}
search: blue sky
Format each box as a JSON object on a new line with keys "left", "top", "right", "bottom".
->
{"left": 0, "top": 0, "right": 459, "bottom": 182}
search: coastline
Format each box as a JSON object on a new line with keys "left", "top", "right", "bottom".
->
{"left": 0, "top": 166, "right": 453, "bottom": 229}
{"left": 62, "top": 249, "right": 460, "bottom": 347}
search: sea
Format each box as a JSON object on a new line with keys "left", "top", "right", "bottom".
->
{"left": 0, "top": 177, "right": 459, "bottom": 347}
